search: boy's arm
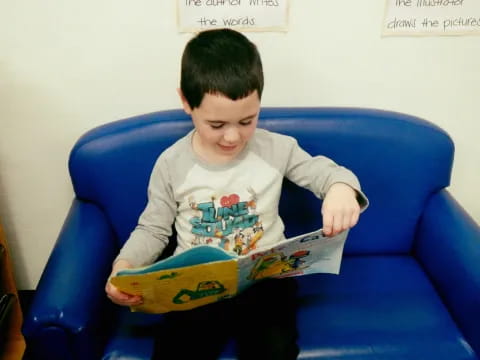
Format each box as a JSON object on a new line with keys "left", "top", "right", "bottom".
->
{"left": 284, "top": 138, "right": 368, "bottom": 206}
{"left": 284, "top": 139, "right": 368, "bottom": 235}
{"left": 115, "top": 154, "right": 177, "bottom": 267}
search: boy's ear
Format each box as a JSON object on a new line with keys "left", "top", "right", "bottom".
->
{"left": 177, "top": 88, "right": 192, "bottom": 115}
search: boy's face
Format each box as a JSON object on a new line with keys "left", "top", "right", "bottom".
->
{"left": 180, "top": 91, "right": 260, "bottom": 164}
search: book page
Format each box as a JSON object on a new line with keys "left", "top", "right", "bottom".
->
{"left": 237, "top": 229, "right": 347, "bottom": 291}
{"left": 111, "top": 260, "right": 238, "bottom": 313}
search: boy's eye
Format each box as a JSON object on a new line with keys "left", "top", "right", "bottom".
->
{"left": 210, "top": 123, "right": 224, "bottom": 129}
{"left": 240, "top": 120, "right": 252, "bottom": 126}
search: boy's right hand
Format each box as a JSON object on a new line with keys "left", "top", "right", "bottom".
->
{"left": 105, "top": 259, "right": 143, "bottom": 307}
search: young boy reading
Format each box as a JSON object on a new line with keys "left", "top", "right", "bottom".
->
{"left": 106, "top": 28, "right": 368, "bottom": 360}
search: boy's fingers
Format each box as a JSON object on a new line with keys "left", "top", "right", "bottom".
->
{"left": 325, "top": 211, "right": 356, "bottom": 237}
{"left": 332, "top": 214, "right": 343, "bottom": 235}
{"left": 130, "top": 297, "right": 144, "bottom": 306}
{"left": 114, "top": 291, "right": 130, "bottom": 301}
{"left": 342, "top": 214, "right": 351, "bottom": 233}
{"left": 322, "top": 213, "right": 333, "bottom": 236}
{"left": 106, "top": 282, "right": 123, "bottom": 298}
{"left": 108, "top": 293, "right": 143, "bottom": 306}
{"left": 350, "top": 211, "right": 360, "bottom": 228}
{"left": 123, "top": 295, "right": 143, "bottom": 306}
{"left": 106, "top": 282, "right": 143, "bottom": 306}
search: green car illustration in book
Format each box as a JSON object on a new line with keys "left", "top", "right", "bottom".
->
{"left": 173, "top": 280, "right": 229, "bottom": 304}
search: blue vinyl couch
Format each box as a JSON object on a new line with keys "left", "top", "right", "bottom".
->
{"left": 23, "top": 108, "right": 480, "bottom": 360}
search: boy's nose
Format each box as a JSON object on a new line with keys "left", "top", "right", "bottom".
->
{"left": 224, "top": 127, "right": 240, "bottom": 143}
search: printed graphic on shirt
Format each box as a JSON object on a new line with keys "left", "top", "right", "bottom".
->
{"left": 188, "top": 187, "right": 264, "bottom": 255}
{"left": 174, "top": 150, "right": 285, "bottom": 256}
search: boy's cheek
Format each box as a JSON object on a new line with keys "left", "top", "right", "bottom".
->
{"left": 197, "top": 126, "right": 218, "bottom": 141}
{"left": 244, "top": 124, "right": 257, "bottom": 139}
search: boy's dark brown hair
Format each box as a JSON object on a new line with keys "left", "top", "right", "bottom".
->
{"left": 180, "top": 28, "right": 264, "bottom": 109}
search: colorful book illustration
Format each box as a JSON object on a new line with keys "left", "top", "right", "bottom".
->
{"left": 111, "top": 229, "right": 348, "bottom": 314}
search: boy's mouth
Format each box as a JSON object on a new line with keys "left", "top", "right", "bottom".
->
{"left": 218, "top": 144, "right": 239, "bottom": 152}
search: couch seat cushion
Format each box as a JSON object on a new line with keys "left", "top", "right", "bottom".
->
{"left": 102, "top": 256, "right": 477, "bottom": 360}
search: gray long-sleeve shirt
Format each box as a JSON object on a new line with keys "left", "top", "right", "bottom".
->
{"left": 117, "top": 128, "right": 368, "bottom": 267}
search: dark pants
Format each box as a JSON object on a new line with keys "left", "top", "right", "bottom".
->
{"left": 152, "top": 278, "right": 299, "bottom": 360}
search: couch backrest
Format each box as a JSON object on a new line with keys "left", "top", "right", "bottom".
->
{"left": 69, "top": 108, "right": 454, "bottom": 255}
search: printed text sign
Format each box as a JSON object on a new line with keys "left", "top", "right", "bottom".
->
{"left": 383, "top": 0, "right": 480, "bottom": 36}
{"left": 177, "top": 0, "right": 289, "bottom": 32}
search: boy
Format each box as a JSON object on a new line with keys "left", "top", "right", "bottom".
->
{"left": 106, "top": 28, "right": 367, "bottom": 359}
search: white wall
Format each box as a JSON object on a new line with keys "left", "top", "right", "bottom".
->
{"left": 1, "top": 1, "right": 479, "bottom": 290}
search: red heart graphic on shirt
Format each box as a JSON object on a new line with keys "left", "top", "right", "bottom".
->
{"left": 220, "top": 194, "right": 240, "bottom": 207}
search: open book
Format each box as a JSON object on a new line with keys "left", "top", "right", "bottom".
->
{"left": 111, "top": 229, "right": 348, "bottom": 313}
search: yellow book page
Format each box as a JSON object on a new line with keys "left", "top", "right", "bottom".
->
{"left": 111, "top": 260, "right": 238, "bottom": 313}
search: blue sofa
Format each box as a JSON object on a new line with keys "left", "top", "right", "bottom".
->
{"left": 23, "top": 108, "right": 480, "bottom": 360}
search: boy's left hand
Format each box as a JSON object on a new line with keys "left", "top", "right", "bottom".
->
{"left": 322, "top": 183, "right": 361, "bottom": 237}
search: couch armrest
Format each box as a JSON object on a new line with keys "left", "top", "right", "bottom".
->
{"left": 23, "top": 199, "right": 118, "bottom": 360}
{"left": 414, "top": 190, "right": 480, "bottom": 356}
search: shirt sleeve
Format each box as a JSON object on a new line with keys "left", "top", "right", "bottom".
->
{"left": 115, "top": 154, "right": 177, "bottom": 267}
{"left": 284, "top": 138, "right": 369, "bottom": 210}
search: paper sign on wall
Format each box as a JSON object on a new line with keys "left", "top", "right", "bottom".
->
{"left": 383, "top": 0, "right": 480, "bottom": 36}
{"left": 177, "top": 0, "right": 289, "bottom": 32}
